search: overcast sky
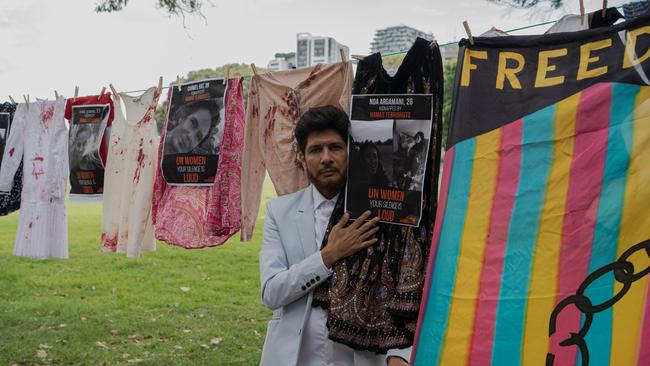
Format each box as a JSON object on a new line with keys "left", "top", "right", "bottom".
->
{"left": 0, "top": 0, "right": 628, "bottom": 100}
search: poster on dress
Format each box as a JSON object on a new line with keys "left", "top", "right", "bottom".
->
{"left": 68, "top": 105, "right": 109, "bottom": 196}
{"left": 161, "top": 78, "right": 226, "bottom": 186}
{"left": 345, "top": 94, "right": 433, "bottom": 226}
{"left": 0, "top": 113, "right": 9, "bottom": 168}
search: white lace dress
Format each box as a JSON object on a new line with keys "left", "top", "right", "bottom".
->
{"left": 0, "top": 98, "right": 69, "bottom": 259}
{"left": 100, "top": 87, "right": 160, "bottom": 258}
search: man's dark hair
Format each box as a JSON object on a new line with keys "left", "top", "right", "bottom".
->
{"left": 294, "top": 105, "right": 349, "bottom": 153}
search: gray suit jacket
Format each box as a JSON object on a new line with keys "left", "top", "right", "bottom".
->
{"left": 258, "top": 186, "right": 411, "bottom": 366}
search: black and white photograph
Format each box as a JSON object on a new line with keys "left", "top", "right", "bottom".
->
{"left": 0, "top": 113, "right": 9, "bottom": 167}
{"left": 393, "top": 119, "right": 431, "bottom": 191}
{"left": 161, "top": 78, "right": 226, "bottom": 185}
{"left": 69, "top": 105, "right": 109, "bottom": 195}
{"left": 345, "top": 94, "right": 433, "bottom": 226}
{"left": 348, "top": 119, "right": 394, "bottom": 191}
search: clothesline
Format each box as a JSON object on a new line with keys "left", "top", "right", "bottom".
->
{"left": 118, "top": 11, "right": 611, "bottom": 95}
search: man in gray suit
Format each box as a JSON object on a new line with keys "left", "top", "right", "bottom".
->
{"left": 259, "top": 106, "right": 410, "bottom": 366}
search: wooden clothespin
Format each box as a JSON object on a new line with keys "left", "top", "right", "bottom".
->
{"left": 8, "top": 95, "right": 16, "bottom": 105}
{"left": 339, "top": 48, "right": 346, "bottom": 62}
{"left": 23, "top": 94, "right": 29, "bottom": 108}
{"left": 429, "top": 39, "right": 438, "bottom": 49}
{"left": 109, "top": 84, "right": 119, "bottom": 101}
{"left": 602, "top": 0, "right": 607, "bottom": 17}
{"left": 98, "top": 87, "right": 106, "bottom": 101}
{"left": 176, "top": 75, "right": 182, "bottom": 91}
{"left": 223, "top": 66, "right": 230, "bottom": 85}
{"left": 54, "top": 90, "right": 59, "bottom": 99}
{"left": 74, "top": 86, "right": 79, "bottom": 99}
{"left": 251, "top": 63, "right": 258, "bottom": 76}
{"left": 580, "top": 0, "right": 585, "bottom": 25}
{"left": 351, "top": 54, "right": 365, "bottom": 61}
{"left": 158, "top": 76, "right": 163, "bottom": 93}
{"left": 463, "top": 21, "right": 474, "bottom": 46}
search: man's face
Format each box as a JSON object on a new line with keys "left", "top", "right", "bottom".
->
{"left": 299, "top": 129, "right": 347, "bottom": 194}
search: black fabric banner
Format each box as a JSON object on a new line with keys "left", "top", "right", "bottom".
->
{"left": 449, "top": 13, "right": 650, "bottom": 147}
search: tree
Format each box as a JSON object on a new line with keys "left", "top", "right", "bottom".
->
{"left": 488, "top": 0, "right": 563, "bottom": 9}
{"left": 441, "top": 60, "right": 456, "bottom": 149}
{"left": 95, "top": 0, "right": 209, "bottom": 17}
{"left": 154, "top": 63, "right": 266, "bottom": 132}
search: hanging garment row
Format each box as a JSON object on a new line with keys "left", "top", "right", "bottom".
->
{"left": 1, "top": 8, "right": 645, "bottom": 358}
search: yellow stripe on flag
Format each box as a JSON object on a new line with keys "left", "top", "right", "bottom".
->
{"left": 522, "top": 93, "right": 580, "bottom": 365}
{"left": 611, "top": 86, "right": 650, "bottom": 366}
{"left": 440, "top": 128, "right": 502, "bottom": 366}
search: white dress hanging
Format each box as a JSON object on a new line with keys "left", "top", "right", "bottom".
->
{"left": 101, "top": 87, "right": 160, "bottom": 258}
{"left": 0, "top": 98, "right": 69, "bottom": 259}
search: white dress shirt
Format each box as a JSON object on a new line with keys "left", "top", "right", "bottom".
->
{"left": 296, "top": 186, "right": 410, "bottom": 366}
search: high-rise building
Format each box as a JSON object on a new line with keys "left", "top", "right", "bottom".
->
{"left": 267, "top": 52, "right": 296, "bottom": 72}
{"left": 296, "top": 33, "right": 349, "bottom": 68}
{"left": 370, "top": 25, "right": 434, "bottom": 54}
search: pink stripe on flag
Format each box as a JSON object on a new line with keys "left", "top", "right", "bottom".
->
{"left": 550, "top": 83, "right": 612, "bottom": 365}
{"left": 411, "top": 147, "right": 455, "bottom": 361}
{"left": 467, "top": 119, "right": 523, "bottom": 366}
{"left": 637, "top": 282, "right": 650, "bottom": 365}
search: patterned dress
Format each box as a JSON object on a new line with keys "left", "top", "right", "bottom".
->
{"left": 151, "top": 77, "right": 245, "bottom": 249}
{"left": 100, "top": 87, "right": 160, "bottom": 258}
{"left": 241, "top": 62, "right": 354, "bottom": 241}
{"left": 0, "top": 98, "right": 69, "bottom": 259}
{"left": 313, "top": 38, "right": 444, "bottom": 352}
{"left": 0, "top": 102, "right": 22, "bottom": 216}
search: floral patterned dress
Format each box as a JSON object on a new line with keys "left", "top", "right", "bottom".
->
{"left": 151, "top": 77, "right": 245, "bottom": 249}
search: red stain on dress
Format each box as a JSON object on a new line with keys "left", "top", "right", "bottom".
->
{"left": 133, "top": 139, "right": 145, "bottom": 184}
{"left": 8, "top": 148, "right": 14, "bottom": 157}
{"left": 33, "top": 156, "right": 44, "bottom": 161}
{"left": 40, "top": 106, "right": 55, "bottom": 123}
{"left": 28, "top": 222, "right": 32, "bottom": 229}
{"left": 298, "top": 66, "right": 321, "bottom": 89}
{"left": 31, "top": 160, "right": 44, "bottom": 180}
{"left": 140, "top": 113, "right": 152, "bottom": 125}
{"left": 263, "top": 105, "right": 277, "bottom": 142}
{"left": 101, "top": 232, "right": 118, "bottom": 250}
{"left": 281, "top": 91, "right": 300, "bottom": 124}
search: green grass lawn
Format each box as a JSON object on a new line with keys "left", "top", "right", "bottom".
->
{"left": 0, "top": 178, "right": 277, "bottom": 365}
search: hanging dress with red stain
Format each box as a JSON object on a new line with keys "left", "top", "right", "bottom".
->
{"left": 0, "top": 102, "right": 22, "bottom": 216}
{"left": 100, "top": 87, "right": 160, "bottom": 258}
{"left": 151, "top": 77, "right": 245, "bottom": 249}
{"left": 0, "top": 98, "right": 69, "bottom": 259}
{"left": 241, "top": 61, "right": 354, "bottom": 241}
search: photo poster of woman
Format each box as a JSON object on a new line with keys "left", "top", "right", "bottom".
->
{"left": 0, "top": 113, "right": 9, "bottom": 168}
{"left": 68, "top": 104, "right": 109, "bottom": 196}
{"left": 345, "top": 94, "right": 433, "bottom": 227}
{"left": 161, "top": 78, "right": 226, "bottom": 186}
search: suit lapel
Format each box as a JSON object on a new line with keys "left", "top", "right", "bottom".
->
{"left": 295, "top": 187, "right": 316, "bottom": 259}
